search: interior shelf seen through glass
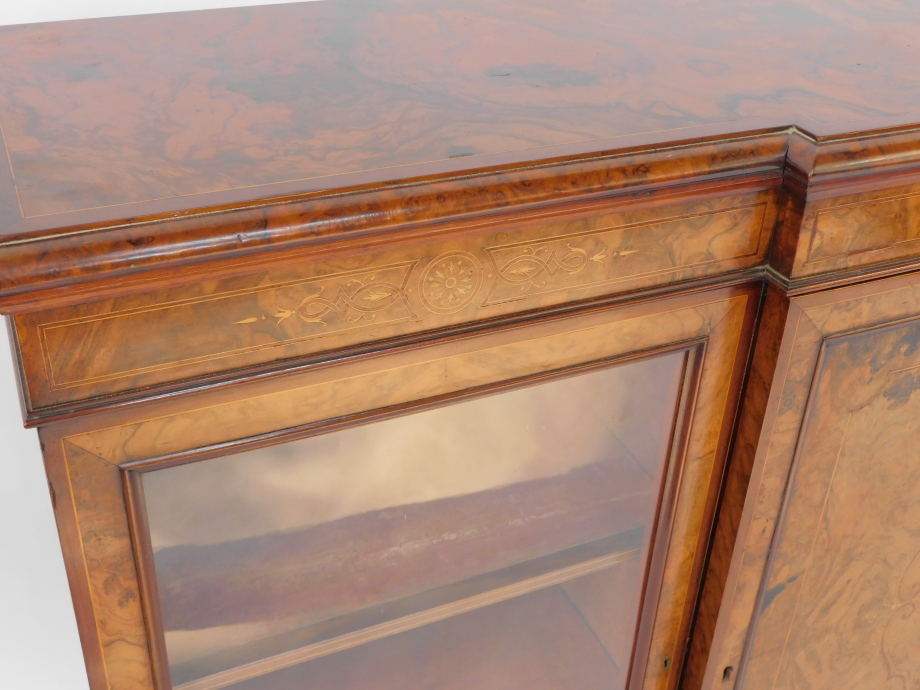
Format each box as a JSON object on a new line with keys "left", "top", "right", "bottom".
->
{"left": 139, "top": 349, "right": 688, "bottom": 690}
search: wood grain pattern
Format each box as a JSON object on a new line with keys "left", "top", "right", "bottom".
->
{"left": 775, "top": 129, "right": 920, "bottom": 283}
{"left": 0, "top": 0, "right": 917, "bottom": 236}
{"left": 0, "top": 133, "right": 786, "bottom": 311}
{"left": 786, "top": 127, "right": 920, "bottom": 184}
{"left": 8, "top": 3, "right": 920, "bottom": 689}
{"left": 13, "top": 190, "right": 772, "bottom": 413}
{"left": 682, "top": 284, "right": 789, "bottom": 689}
{"left": 794, "top": 180, "right": 920, "bottom": 278}
{"left": 746, "top": 324, "right": 920, "bottom": 688}
{"left": 39, "top": 284, "right": 757, "bottom": 690}
{"left": 1, "top": 1, "right": 920, "bottom": 308}
{"left": 702, "top": 272, "right": 920, "bottom": 689}
{"left": 808, "top": 193, "right": 920, "bottom": 263}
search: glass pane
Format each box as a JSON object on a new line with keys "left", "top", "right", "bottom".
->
{"left": 141, "top": 350, "right": 687, "bottom": 689}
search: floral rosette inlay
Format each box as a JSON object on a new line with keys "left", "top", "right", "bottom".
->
{"left": 420, "top": 252, "right": 483, "bottom": 313}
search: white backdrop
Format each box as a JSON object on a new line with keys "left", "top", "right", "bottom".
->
{"left": 0, "top": 2, "right": 318, "bottom": 688}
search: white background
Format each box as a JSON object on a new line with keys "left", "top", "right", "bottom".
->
{"left": 0, "top": 2, "right": 318, "bottom": 688}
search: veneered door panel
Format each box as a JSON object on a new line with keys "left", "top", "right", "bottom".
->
{"left": 704, "top": 274, "right": 920, "bottom": 689}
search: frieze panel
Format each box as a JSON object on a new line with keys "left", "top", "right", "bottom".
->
{"left": 17, "top": 193, "right": 773, "bottom": 412}
{"left": 483, "top": 205, "right": 764, "bottom": 306}
{"left": 41, "top": 262, "right": 417, "bottom": 389}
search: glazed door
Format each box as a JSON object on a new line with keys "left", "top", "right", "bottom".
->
{"left": 140, "top": 349, "right": 688, "bottom": 690}
{"left": 706, "top": 274, "right": 920, "bottom": 689}
{"left": 41, "top": 285, "right": 757, "bottom": 690}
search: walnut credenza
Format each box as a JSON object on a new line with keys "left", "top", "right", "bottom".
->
{"left": 2, "top": 2, "right": 920, "bottom": 689}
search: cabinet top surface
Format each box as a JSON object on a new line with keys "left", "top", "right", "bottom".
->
{"left": 0, "top": 0, "right": 918, "bottom": 237}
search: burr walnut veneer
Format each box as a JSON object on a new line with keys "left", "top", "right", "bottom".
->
{"left": 3, "top": 2, "right": 920, "bottom": 689}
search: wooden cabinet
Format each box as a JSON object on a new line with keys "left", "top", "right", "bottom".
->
{"left": 1, "top": 3, "right": 920, "bottom": 689}
{"left": 39, "top": 284, "right": 759, "bottom": 690}
{"left": 700, "top": 275, "right": 920, "bottom": 689}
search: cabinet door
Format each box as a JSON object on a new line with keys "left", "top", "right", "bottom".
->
{"left": 706, "top": 273, "right": 920, "bottom": 689}
{"left": 41, "top": 285, "right": 757, "bottom": 690}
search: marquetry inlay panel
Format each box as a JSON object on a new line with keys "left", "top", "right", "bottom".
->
{"left": 15, "top": 191, "right": 772, "bottom": 413}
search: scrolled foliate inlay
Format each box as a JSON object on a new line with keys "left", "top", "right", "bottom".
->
{"left": 232, "top": 263, "right": 416, "bottom": 333}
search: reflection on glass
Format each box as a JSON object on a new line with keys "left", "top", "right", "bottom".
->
{"left": 141, "top": 351, "right": 687, "bottom": 689}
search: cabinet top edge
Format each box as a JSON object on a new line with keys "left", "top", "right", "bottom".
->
{"left": 0, "top": 0, "right": 918, "bottom": 238}
{"left": 0, "top": 127, "right": 789, "bottom": 309}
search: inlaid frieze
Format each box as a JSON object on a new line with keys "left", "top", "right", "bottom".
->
{"left": 14, "top": 192, "right": 773, "bottom": 413}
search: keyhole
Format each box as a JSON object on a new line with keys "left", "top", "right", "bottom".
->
{"left": 723, "top": 666, "right": 734, "bottom": 681}
{"left": 663, "top": 658, "right": 672, "bottom": 670}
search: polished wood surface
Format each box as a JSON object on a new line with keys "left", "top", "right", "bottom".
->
{"left": 772, "top": 129, "right": 920, "bottom": 283}
{"left": 683, "top": 283, "right": 789, "bottom": 689}
{"left": 0, "top": 0, "right": 917, "bottom": 237}
{"left": 0, "top": 132, "right": 787, "bottom": 311}
{"left": 3, "top": 3, "right": 920, "bottom": 690}
{"left": 700, "top": 273, "right": 920, "bottom": 689}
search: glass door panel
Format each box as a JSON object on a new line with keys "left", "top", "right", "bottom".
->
{"left": 138, "top": 350, "right": 689, "bottom": 689}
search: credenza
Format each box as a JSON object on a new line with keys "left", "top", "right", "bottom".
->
{"left": 1, "top": 2, "right": 919, "bottom": 688}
